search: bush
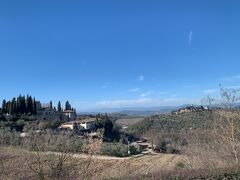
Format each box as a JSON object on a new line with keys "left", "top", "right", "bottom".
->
{"left": 101, "top": 143, "right": 129, "bottom": 157}
{"left": 0, "top": 129, "right": 21, "bottom": 146}
{"left": 22, "top": 131, "right": 85, "bottom": 153}
{"left": 175, "top": 162, "right": 185, "bottom": 169}
{"left": 0, "top": 129, "right": 85, "bottom": 153}
{"left": 50, "top": 120, "right": 62, "bottom": 129}
{"left": 157, "top": 139, "right": 180, "bottom": 154}
{"left": 129, "top": 145, "right": 141, "bottom": 155}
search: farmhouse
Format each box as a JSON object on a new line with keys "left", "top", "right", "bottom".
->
{"left": 78, "top": 118, "right": 96, "bottom": 130}
{"left": 60, "top": 118, "right": 96, "bottom": 131}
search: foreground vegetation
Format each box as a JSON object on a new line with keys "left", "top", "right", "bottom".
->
{"left": 2, "top": 146, "right": 240, "bottom": 180}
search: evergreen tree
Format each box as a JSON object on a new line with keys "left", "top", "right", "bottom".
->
{"left": 50, "top": 101, "right": 53, "bottom": 109}
{"left": 1, "top": 95, "right": 38, "bottom": 115}
{"left": 30, "top": 96, "right": 34, "bottom": 114}
{"left": 65, "top": 101, "right": 71, "bottom": 111}
{"left": 16, "top": 96, "right": 20, "bottom": 114}
{"left": 57, "top": 101, "right": 62, "bottom": 112}
{"left": 33, "top": 98, "right": 37, "bottom": 115}
{"left": 26, "top": 95, "right": 29, "bottom": 113}
{"left": 2, "top": 99, "right": 7, "bottom": 114}
{"left": 16, "top": 95, "right": 27, "bottom": 115}
{"left": 7, "top": 101, "right": 12, "bottom": 114}
{"left": 26, "top": 96, "right": 33, "bottom": 114}
{"left": 20, "top": 95, "right": 26, "bottom": 114}
{"left": 73, "top": 121, "right": 79, "bottom": 134}
{"left": 11, "top": 98, "right": 16, "bottom": 115}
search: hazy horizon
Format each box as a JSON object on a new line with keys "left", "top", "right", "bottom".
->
{"left": 1, "top": 0, "right": 240, "bottom": 111}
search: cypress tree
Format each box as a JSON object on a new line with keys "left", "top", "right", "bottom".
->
{"left": 65, "top": 101, "right": 71, "bottom": 110}
{"left": 26, "top": 95, "right": 29, "bottom": 113}
{"left": 57, "top": 101, "right": 62, "bottom": 112}
{"left": 1, "top": 95, "right": 38, "bottom": 115}
{"left": 2, "top": 99, "right": 7, "bottom": 114}
{"left": 21, "top": 95, "right": 27, "bottom": 114}
{"left": 26, "top": 95, "right": 30, "bottom": 113}
{"left": 11, "top": 98, "right": 16, "bottom": 115}
{"left": 7, "top": 101, "right": 12, "bottom": 114}
{"left": 28, "top": 96, "right": 33, "bottom": 114}
{"left": 50, "top": 101, "right": 53, "bottom": 109}
{"left": 33, "top": 98, "right": 37, "bottom": 115}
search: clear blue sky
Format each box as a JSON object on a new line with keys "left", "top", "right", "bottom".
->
{"left": 1, "top": 0, "right": 240, "bottom": 111}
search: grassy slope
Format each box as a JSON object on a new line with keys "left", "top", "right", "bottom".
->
{"left": 116, "top": 117, "right": 145, "bottom": 127}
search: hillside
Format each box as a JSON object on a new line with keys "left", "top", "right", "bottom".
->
{"left": 116, "top": 117, "right": 145, "bottom": 129}
{"left": 127, "top": 111, "right": 213, "bottom": 135}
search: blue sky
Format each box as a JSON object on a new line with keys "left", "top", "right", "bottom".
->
{"left": 1, "top": 0, "right": 240, "bottom": 111}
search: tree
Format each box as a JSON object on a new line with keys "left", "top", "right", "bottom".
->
{"left": 26, "top": 96, "right": 33, "bottom": 114}
{"left": 94, "top": 113, "right": 120, "bottom": 142}
{"left": 16, "top": 95, "right": 26, "bottom": 115}
{"left": 11, "top": 98, "right": 16, "bottom": 115}
{"left": 57, "top": 101, "right": 62, "bottom": 112}
{"left": 33, "top": 98, "right": 37, "bottom": 115}
{"left": 2, "top": 95, "right": 38, "bottom": 115}
{"left": 204, "top": 86, "right": 240, "bottom": 164}
{"left": 2, "top": 100, "right": 7, "bottom": 114}
{"left": 213, "top": 110, "right": 240, "bottom": 164}
{"left": 50, "top": 101, "right": 53, "bottom": 109}
{"left": 65, "top": 101, "right": 71, "bottom": 111}
{"left": 73, "top": 122, "right": 79, "bottom": 134}
{"left": 7, "top": 101, "right": 12, "bottom": 115}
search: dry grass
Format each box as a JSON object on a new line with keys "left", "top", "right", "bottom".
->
{"left": 116, "top": 118, "right": 144, "bottom": 127}
{"left": 0, "top": 146, "right": 237, "bottom": 180}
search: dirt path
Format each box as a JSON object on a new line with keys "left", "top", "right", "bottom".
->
{"left": 45, "top": 151, "right": 148, "bottom": 160}
{"left": 72, "top": 153, "right": 130, "bottom": 160}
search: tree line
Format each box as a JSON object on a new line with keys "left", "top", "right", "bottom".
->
{"left": 1, "top": 95, "right": 37, "bottom": 115}
{"left": 1, "top": 95, "right": 75, "bottom": 116}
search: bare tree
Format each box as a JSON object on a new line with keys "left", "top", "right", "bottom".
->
{"left": 47, "top": 144, "right": 73, "bottom": 178}
{"left": 27, "top": 151, "right": 48, "bottom": 180}
{"left": 203, "top": 86, "right": 240, "bottom": 164}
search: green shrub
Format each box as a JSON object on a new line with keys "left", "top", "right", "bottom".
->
{"left": 101, "top": 143, "right": 129, "bottom": 157}
{"left": 175, "top": 162, "right": 185, "bottom": 169}
{"left": 129, "top": 145, "right": 142, "bottom": 155}
{"left": 157, "top": 139, "right": 180, "bottom": 154}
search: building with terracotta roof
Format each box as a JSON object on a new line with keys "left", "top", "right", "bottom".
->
{"left": 60, "top": 118, "right": 96, "bottom": 130}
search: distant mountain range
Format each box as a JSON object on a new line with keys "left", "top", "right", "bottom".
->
{"left": 79, "top": 104, "right": 196, "bottom": 116}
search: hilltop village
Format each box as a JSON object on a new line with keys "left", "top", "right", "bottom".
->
{"left": 0, "top": 95, "right": 100, "bottom": 133}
